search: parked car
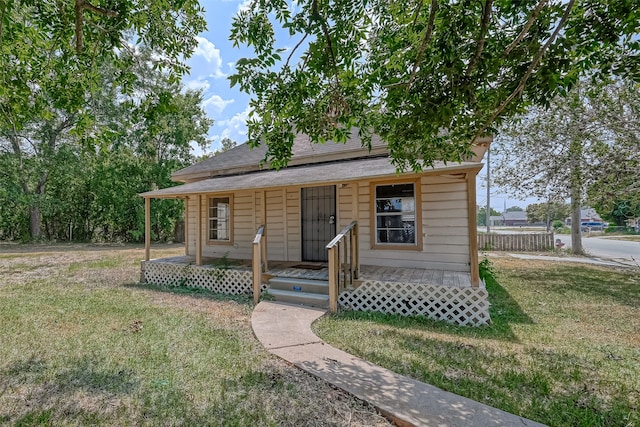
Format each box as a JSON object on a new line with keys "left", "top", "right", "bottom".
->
{"left": 581, "top": 222, "right": 604, "bottom": 232}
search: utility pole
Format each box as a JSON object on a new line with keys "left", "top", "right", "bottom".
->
{"left": 486, "top": 148, "right": 491, "bottom": 233}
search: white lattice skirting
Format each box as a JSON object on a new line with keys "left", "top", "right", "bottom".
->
{"left": 142, "top": 261, "right": 253, "bottom": 295}
{"left": 339, "top": 281, "right": 491, "bottom": 326}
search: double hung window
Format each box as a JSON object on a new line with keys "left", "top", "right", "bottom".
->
{"left": 374, "top": 183, "right": 416, "bottom": 246}
{"left": 208, "top": 196, "right": 231, "bottom": 242}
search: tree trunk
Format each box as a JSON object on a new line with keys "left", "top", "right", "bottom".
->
{"left": 570, "top": 196, "right": 583, "bottom": 254}
{"left": 28, "top": 176, "right": 48, "bottom": 241}
{"left": 29, "top": 205, "right": 42, "bottom": 240}
{"left": 569, "top": 137, "right": 584, "bottom": 255}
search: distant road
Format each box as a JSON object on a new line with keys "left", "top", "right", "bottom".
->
{"left": 561, "top": 236, "right": 640, "bottom": 265}
{"left": 481, "top": 227, "right": 640, "bottom": 266}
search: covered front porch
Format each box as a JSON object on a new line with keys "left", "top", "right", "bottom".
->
{"left": 140, "top": 167, "right": 490, "bottom": 326}
{"left": 142, "top": 255, "right": 479, "bottom": 287}
{"left": 141, "top": 224, "right": 490, "bottom": 326}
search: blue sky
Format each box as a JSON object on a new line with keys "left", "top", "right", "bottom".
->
{"left": 182, "top": 0, "right": 259, "bottom": 155}
{"left": 183, "top": 0, "right": 534, "bottom": 211}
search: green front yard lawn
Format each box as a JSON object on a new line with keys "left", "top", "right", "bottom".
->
{"left": 0, "top": 245, "right": 387, "bottom": 426}
{"left": 3, "top": 246, "right": 638, "bottom": 426}
{"left": 315, "top": 258, "right": 640, "bottom": 427}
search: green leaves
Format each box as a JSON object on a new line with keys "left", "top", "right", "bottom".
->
{"left": 0, "top": 0, "right": 205, "bottom": 138}
{"left": 493, "top": 78, "right": 639, "bottom": 231}
{"left": 230, "top": 0, "right": 639, "bottom": 170}
{"left": 0, "top": 41, "right": 212, "bottom": 242}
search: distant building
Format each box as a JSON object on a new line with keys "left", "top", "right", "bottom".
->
{"left": 502, "top": 211, "right": 528, "bottom": 226}
{"left": 488, "top": 215, "right": 504, "bottom": 226}
{"left": 565, "top": 208, "right": 603, "bottom": 225}
{"left": 488, "top": 211, "right": 529, "bottom": 227}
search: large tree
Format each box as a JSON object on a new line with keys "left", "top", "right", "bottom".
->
{"left": 477, "top": 207, "right": 501, "bottom": 227}
{"left": 493, "top": 79, "right": 639, "bottom": 254}
{"left": 0, "top": 0, "right": 206, "bottom": 239}
{"left": 584, "top": 80, "right": 640, "bottom": 227}
{"left": 526, "top": 202, "right": 571, "bottom": 228}
{"left": 0, "top": 46, "right": 212, "bottom": 242}
{"left": 230, "top": 0, "right": 639, "bottom": 170}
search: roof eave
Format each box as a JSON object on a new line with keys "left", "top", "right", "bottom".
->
{"left": 141, "top": 160, "right": 482, "bottom": 199}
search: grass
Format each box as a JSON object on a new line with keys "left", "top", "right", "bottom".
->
{"left": 314, "top": 258, "right": 640, "bottom": 427}
{"left": 68, "top": 256, "right": 127, "bottom": 271}
{"left": 0, "top": 245, "right": 388, "bottom": 426}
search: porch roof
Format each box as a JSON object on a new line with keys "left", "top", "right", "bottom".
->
{"left": 141, "top": 156, "right": 482, "bottom": 198}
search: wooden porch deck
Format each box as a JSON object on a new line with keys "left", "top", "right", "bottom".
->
{"left": 147, "top": 256, "right": 476, "bottom": 288}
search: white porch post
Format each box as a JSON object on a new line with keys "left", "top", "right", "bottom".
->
{"left": 467, "top": 172, "right": 480, "bottom": 287}
{"left": 144, "top": 197, "right": 151, "bottom": 261}
{"left": 196, "top": 194, "right": 203, "bottom": 266}
{"left": 184, "top": 196, "right": 190, "bottom": 256}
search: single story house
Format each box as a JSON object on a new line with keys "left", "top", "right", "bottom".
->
{"left": 502, "top": 211, "right": 528, "bottom": 226}
{"left": 488, "top": 215, "right": 505, "bottom": 227}
{"left": 140, "top": 133, "right": 492, "bottom": 326}
{"left": 565, "top": 208, "right": 603, "bottom": 225}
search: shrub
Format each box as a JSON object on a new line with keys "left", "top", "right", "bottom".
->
{"left": 479, "top": 255, "right": 496, "bottom": 281}
{"left": 605, "top": 225, "right": 638, "bottom": 235}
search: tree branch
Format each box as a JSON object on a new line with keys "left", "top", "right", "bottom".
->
{"left": 74, "top": 0, "right": 119, "bottom": 53}
{"left": 285, "top": 33, "right": 308, "bottom": 69}
{"left": 502, "top": 0, "right": 549, "bottom": 58}
{"left": 411, "top": 0, "right": 425, "bottom": 28}
{"left": 312, "top": 0, "right": 339, "bottom": 85}
{"left": 8, "top": 133, "right": 22, "bottom": 157}
{"left": 465, "top": 0, "right": 493, "bottom": 76}
{"left": 473, "top": 0, "right": 575, "bottom": 142}
{"left": 0, "top": 1, "right": 6, "bottom": 51}
{"left": 408, "top": 0, "right": 438, "bottom": 90}
{"left": 75, "top": 0, "right": 84, "bottom": 53}
{"left": 81, "top": 0, "right": 119, "bottom": 17}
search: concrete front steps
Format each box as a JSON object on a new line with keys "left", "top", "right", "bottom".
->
{"left": 266, "top": 276, "right": 329, "bottom": 309}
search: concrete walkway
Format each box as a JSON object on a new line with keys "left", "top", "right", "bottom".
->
{"left": 508, "top": 253, "right": 628, "bottom": 267}
{"left": 252, "top": 301, "right": 546, "bottom": 427}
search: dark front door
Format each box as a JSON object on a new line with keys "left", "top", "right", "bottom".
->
{"left": 301, "top": 185, "right": 336, "bottom": 262}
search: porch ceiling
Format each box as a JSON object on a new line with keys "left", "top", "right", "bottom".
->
{"left": 141, "top": 156, "right": 482, "bottom": 198}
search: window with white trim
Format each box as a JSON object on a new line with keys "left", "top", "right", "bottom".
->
{"left": 208, "top": 197, "right": 230, "bottom": 241}
{"left": 375, "top": 183, "right": 416, "bottom": 245}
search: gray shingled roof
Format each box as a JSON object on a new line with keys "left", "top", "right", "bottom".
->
{"left": 142, "top": 156, "right": 480, "bottom": 198}
{"left": 172, "top": 132, "right": 388, "bottom": 182}
{"left": 503, "top": 211, "right": 527, "bottom": 221}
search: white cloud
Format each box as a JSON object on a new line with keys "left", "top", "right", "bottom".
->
{"left": 237, "top": 0, "right": 252, "bottom": 12}
{"left": 190, "top": 140, "right": 206, "bottom": 158}
{"left": 218, "top": 106, "right": 252, "bottom": 141}
{"left": 183, "top": 78, "right": 211, "bottom": 92}
{"left": 203, "top": 95, "right": 235, "bottom": 113}
{"left": 194, "top": 36, "right": 225, "bottom": 78}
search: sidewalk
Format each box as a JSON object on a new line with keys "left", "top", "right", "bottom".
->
{"left": 507, "top": 253, "right": 629, "bottom": 267}
{"left": 252, "top": 301, "right": 546, "bottom": 427}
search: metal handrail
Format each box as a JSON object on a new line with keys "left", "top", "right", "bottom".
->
{"left": 252, "top": 225, "right": 267, "bottom": 304}
{"left": 326, "top": 221, "right": 359, "bottom": 312}
{"left": 326, "top": 221, "right": 358, "bottom": 249}
{"left": 253, "top": 225, "right": 265, "bottom": 244}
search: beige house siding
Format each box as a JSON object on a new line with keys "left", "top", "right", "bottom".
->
{"left": 233, "top": 191, "right": 255, "bottom": 259}
{"left": 338, "top": 183, "right": 355, "bottom": 229}
{"left": 356, "top": 174, "right": 470, "bottom": 272}
{"left": 182, "top": 172, "right": 471, "bottom": 273}
{"left": 286, "top": 187, "right": 301, "bottom": 261}
{"left": 186, "top": 196, "right": 197, "bottom": 256}
{"left": 265, "top": 189, "right": 285, "bottom": 260}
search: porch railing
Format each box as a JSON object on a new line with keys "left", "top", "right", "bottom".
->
{"left": 252, "top": 225, "right": 267, "bottom": 304}
{"left": 326, "top": 221, "right": 359, "bottom": 312}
